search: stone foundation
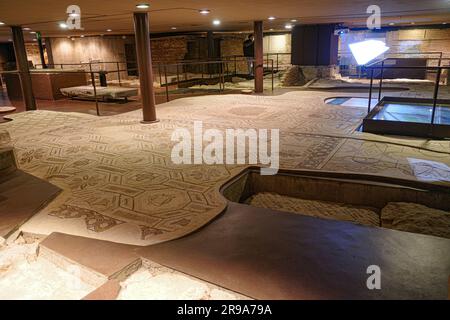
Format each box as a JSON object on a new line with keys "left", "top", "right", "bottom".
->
{"left": 282, "top": 65, "right": 339, "bottom": 86}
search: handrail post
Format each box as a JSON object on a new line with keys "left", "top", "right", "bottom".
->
{"left": 164, "top": 65, "right": 169, "bottom": 102}
{"left": 378, "top": 60, "right": 384, "bottom": 102}
{"left": 271, "top": 59, "right": 274, "bottom": 92}
{"left": 158, "top": 64, "right": 162, "bottom": 87}
{"left": 431, "top": 68, "right": 442, "bottom": 125}
{"left": 89, "top": 63, "right": 100, "bottom": 116}
{"left": 368, "top": 68, "right": 374, "bottom": 114}
{"left": 116, "top": 62, "right": 122, "bottom": 87}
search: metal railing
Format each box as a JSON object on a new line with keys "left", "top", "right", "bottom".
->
{"left": 365, "top": 57, "right": 450, "bottom": 125}
{"left": 156, "top": 57, "right": 276, "bottom": 102}
{"left": 339, "top": 51, "right": 445, "bottom": 78}
{"left": 1, "top": 57, "right": 276, "bottom": 116}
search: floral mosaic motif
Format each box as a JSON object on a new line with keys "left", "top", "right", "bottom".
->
{"left": 140, "top": 226, "right": 165, "bottom": 240}
{"left": 49, "top": 204, "right": 124, "bottom": 232}
{"left": 68, "top": 174, "right": 106, "bottom": 190}
{"left": 19, "top": 148, "right": 46, "bottom": 165}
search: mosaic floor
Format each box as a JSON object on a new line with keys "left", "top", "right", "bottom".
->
{"left": 2, "top": 89, "right": 450, "bottom": 245}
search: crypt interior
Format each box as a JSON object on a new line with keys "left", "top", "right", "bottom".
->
{"left": 0, "top": 0, "right": 450, "bottom": 300}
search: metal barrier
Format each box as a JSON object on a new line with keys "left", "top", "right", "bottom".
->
{"left": 1, "top": 57, "right": 276, "bottom": 116}
{"left": 365, "top": 57, "right": 450, "bottom": 125}
{"left": 339, "top": 51, "right": 445, "bottom": 78}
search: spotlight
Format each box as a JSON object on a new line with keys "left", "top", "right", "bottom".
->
{"left": 23, "top": 27, "right": 31, "bottom": 31}
{"left": 268, "top": 17, "right": 276, "bottom": 20}
{"left": 291, "top": 19, "right": 297, "bottom": 22}
{"left": 30, "top": 31, "right": 36, "bottom": 34}
{"left": 349, "top": 39, "right": 390, "bottom": 65}
{"left": 136, "top": 3, "right": 150, "bottom": 9}
{"left": 171, "top": 27, "right": 177, "bottom": 30}
{"left": 213, "top": 20, "right": 221, "bottom": 26}
{"left": 80, "top": 35, "right": 85, "bottom": 37}
{"left": 59, "top": 22, "right": 68, "bottom": 29}
{"left": 106, "top": 29, "right": 112, "bottom": 32}
{"left": 199, "top": 9, "right": 210, "bottom": 15}
{"left": 285, "top": 24, "right": 293, "bottom": 29}
{"left": 0, "top": 22, "right": 5, "bottom": 26}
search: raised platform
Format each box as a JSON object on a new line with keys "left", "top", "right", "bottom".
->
{"left": 60, "top": 85, "right": 138, "bottom": 101}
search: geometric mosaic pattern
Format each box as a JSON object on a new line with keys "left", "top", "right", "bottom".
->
{"left": 2, "top": 90, "right": 450, "bottom": 245}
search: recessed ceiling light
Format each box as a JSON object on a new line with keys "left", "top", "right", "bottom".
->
{"left": 213, "top": 20, "right": 221, "bottom": 26}
{"left": 23, "top": 27, "right": 31, "bottom": 30}
{"left": 80, "top": 35, "right": 85, "bottom": 37}
{"left": 270, "top": 28, "right": 274, "bottom": 31}
{"left": 171, "top": 27, "right": 177, "bottom": 30}
{"left": 106, "top": 29, "right": 112, "bottom": 32}
{"left": 0, "top": 21, "right": 5, "bottom": 25}
{"left": 268, "top": 16, "right": 276, "bottom": 20}
{"left": 410, "top": 22, "right": 415, "bottom": 25}
{"left": 291, "top": 19, "right": 297, "bottom": 22}
{"left": 59, "top": 22, "right": 68, "bottom": 29}
{"left": 71, "top": 37, "right": 75, "bottom": 41}
{"left": 8, "top": 38, "right": 12, "bottom": 42}
{"left": 285, "top": 24, "right": 293, "bottom": 29}
{"left": 32, "top": 39, "right": 37, "bottom": 41}
{"left": 443, "top": 22, "right": 448, "bottom": 25}
{"left": 136, "top": 3, "right": 150, "bottom": 9}
{"left": 122, "top": 35, "right": 127, "bottom": 39}
{"left": 199, "top": 9, "right": 210, "bottom": 15}
{"left": 389, "top": 22, "right": 395, "bottom": 26}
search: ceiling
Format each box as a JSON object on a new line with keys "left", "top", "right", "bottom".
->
{"left": 0, "top": 0, "right": 449, "bottom": 41}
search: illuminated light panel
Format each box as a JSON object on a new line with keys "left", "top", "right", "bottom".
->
{"left": 136, "top": 3, "right": 150, "bottom": 9}
{"left": 349, "top": 40, "right": 389, "bottom": 65}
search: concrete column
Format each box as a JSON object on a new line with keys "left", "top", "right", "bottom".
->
{"left": 133, "top": 12, "right": 158, "bottom": 123}
{"left": 36, "top": 32, "right": 47, "bottom": 69}
{"left": 11, "top": 26, "right": 36, "bottom": 110}
{"left": 254, "top": 21, "right": 264, "bottom": 93}
{"left": 45, "top": 37, "right": 55, "bottom": 67}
